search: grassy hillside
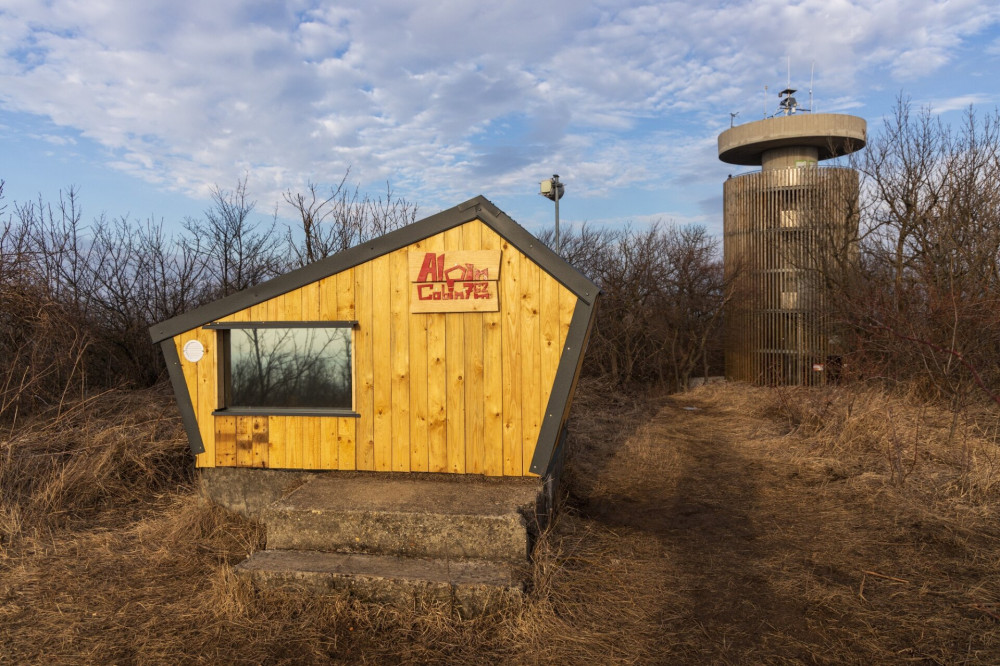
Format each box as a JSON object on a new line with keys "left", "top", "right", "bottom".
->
{"left": 1, "top": 380, "right": 998, "bottom": 663}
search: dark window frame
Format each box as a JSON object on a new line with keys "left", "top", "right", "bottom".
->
{"left": 206, "top": 320, "right": 359, "bottom": 417}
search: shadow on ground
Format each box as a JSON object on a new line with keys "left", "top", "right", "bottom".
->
{"left": 554, "top": 386, "right": 1000, "bottom": 664}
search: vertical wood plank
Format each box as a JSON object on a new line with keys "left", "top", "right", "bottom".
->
{"left": 252, "top": 416, "right": 269, "bottom": 468}
{"left": 389, "top": 248, "right": 411, "bottom": 472}
{"left": 444, "top": 226, "right": 466, "bottom": 473}
{"left": 520, "top": 258, "right": 542, "bottom": 476}
{"left": 354, "top": 262, "right": 375, "bottom": 470}
{"left": 318, "top": 275, "right": 338, "bottom": 321}
{"left": 268, "top": 416, "right": 285, "bottom": 470}
{"left": 235, "top": 416, "right": 253, "bottom": 467}
{"left": 480, "top": 228, "right": 504, "bottom": 476}
{"left": 337, "top": 269, "right": 358, "bottom": 469}
{"left": 500, "top": 241, "right": 522, "bottom": 476}
{"left": 371, "top": 253, "right": 393, "bottom": 471}
{"left": 266, "top": 294, "right": 281, "bottom": 321}
{"left": 337, "top": 418, "right": 356, "bottom": 470}
{"left": 407, "top": 241, "right": 429, "bottom": 472}
{"left": 320, "top": 417, "right": 338, "bottom": 470}
{"left": 355, "top": 261, "right": 375, "bottom": 470}
{"left": 425, "top": 232, "right": 448, "bottom": 472}
{"left": 215, "top": 415, "right": 237, "bottom": 467}
{"left": 299, "top": 280, "right": 321, "bottom": 320}
{"left": 463, "top": 223, "right": 485, "bottom": 474}
{"left": 539, "top": 272, "right": 562, "bottom": 425}
{"left": 285, "top": 415, "right": 303, "bottom": 469}
{"left": 336, "top": 269, "right": 356, "bottom": 321}
{"left": 248, "top": 300, "right": 268, "bottom": 321}
{"left": 301, "top": 417, "right": 321, "bottom": 470}
{"left": 285, "top": 287, "right": 303, "bottom": 321}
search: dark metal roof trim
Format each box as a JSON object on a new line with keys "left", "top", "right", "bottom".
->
{"left": 161, "top": 339, "right": 204, "bottom": 455}
{"left": 212, "top": 408, "right": 360, "bottom": 418}
{"left": 544, "top": 425, "right": 569, "bottom": 483}
{"left": 529, "top": 295, "right": 598, "bottom": 476}
{"left": 203, "top": 320, "right": 358, "bottom": 329}
{"left": 473, "top": 197, "right": 597, "bottom": 306}
{"left": 149, "top": 195, "right": 597, "bottom": 343}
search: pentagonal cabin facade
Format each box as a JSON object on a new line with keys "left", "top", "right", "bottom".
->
{"left": 150, "top": 196, "right": 597, "bottom": 478}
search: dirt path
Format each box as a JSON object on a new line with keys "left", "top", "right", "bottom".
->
{"left": 548, "top": 386, "right": 1000, "bottom": 664}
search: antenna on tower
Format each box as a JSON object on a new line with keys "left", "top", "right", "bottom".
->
{"left": 730, "top": 111, "right": 740, "bottom": 128}
{"left": 777, "top": 58, "right": 800, "bottom": 116}
{"left": 809, "top": 61, "right": 815, "bottom": 112}
{"left": 763, "top": 85, "right": 768, "bottom": 118}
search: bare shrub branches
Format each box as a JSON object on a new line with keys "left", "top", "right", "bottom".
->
{"left": 284, "top": 173, "right": 417, "bottom": 266}
{"left": 544, "top": 222, "right": 731, "bottom": 389}
{"left": 182, "top": 175, "right": 284, "bottom": 297}
{"left": 0, "top": 172, "right": 416, "bottom": 418}
{"left": 837, "top": 99, "right": 1000, "bottom": 405}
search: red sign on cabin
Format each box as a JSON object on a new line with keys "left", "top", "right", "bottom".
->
{"left": 408, "top": 250, "right": 501, "bottom": 313}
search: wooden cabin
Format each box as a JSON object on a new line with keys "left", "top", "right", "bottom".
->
{"left": 150, "top": 196, "right": 598, "bottom": 478}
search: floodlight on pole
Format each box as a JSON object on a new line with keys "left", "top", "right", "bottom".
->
{"left": 539, "top": 174, "right": 564, "bottom": 252}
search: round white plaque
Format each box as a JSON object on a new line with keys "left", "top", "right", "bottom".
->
{"left": 182, "top": 340, "right": 205, "bottom": 362}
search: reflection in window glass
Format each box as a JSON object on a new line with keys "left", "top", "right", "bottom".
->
{"left": 229, "top": 328, "right": 351, "bottom": 409}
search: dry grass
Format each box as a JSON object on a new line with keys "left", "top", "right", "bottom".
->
{"left": 2, "top": 379, "right": 999, "bottom": 663}
{"left": 0, "top": 385, "right": 191, "bottom": 553}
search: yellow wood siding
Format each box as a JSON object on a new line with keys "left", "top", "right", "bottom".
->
{"left": 252, "top": 416, "right": 268, "bottom": 468}
{"left": 389, "top": 247, "right": 411, "bottom": 472}
{"left": 355, "top": 260, "right": 375, "bottom": 471}
{"left": 174, "top": 219, "right": 577, "bottom": 476}
{"left": 463, "top": 222, "right": 485, "bottom": 474}
{"left": 500, "top": 238, "right": 522, "bottom": 476}
{"left": 425, "top": 231, "right": 448, "bottom": 472}
{"left": 481, "top": 229, "right": 504, "bottom": 476}
{"left": 336, "top": 268, "right": 357, "bottom": 469}
{"left": 443, "top": 226, "right": 466, "bottom": 474}
{"left": 371, "top": 252, "right": 392, "bottom": 472}
{"left": 407, "top": 240, "right": 430, "bottom": 472}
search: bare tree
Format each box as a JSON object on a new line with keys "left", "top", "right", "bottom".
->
{"left": 837, "top": 99, "right": 1000, "bottom": 405}
{"left": 183, "top": 175, "right": 284, "bottom": 296}
{"left": 284, "top": 170, "right": 417, "bottom": 266}
{"left": 547, "top": 222, "right": 730, "bottom": 389}
{"left": 0, "top": 187, "right": 92, "bottom": 419}
{"left": 657, "top": 225, "right": 732, "bottom": 390}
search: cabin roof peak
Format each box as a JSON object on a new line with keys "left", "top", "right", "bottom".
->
{"left": 149, "top": 194, "right": 597, "bottom": 344}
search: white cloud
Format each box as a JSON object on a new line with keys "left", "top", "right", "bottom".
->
{"left": 926, "top": 93, "right": 996, "bottom": 114}
{"left": 33, "top": 132, "right": 76, "bottom": 146}
{"left": 0, "top": 0, "right": 998, "bottom": 215}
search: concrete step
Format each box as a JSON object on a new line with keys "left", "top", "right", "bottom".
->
{"left": 235, "top": 549, "right": 523, "bottom": 618}
{"left": 263, "top": 475, "right": 541, "bottom": 563}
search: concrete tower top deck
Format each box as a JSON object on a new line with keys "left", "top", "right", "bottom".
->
{"left": 718, "top": 113, "right": 866, "bottom": 169}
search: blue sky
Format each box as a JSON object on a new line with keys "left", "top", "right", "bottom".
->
{"left": 2, "top": 0, "right": 999, "bottom": 239}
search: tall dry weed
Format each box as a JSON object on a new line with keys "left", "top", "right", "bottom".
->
{"left": 0, "top": 385, "right": 189, "bottom": 549}
{"left": 737, "top": 380, "right": 1000, "bottom": 501}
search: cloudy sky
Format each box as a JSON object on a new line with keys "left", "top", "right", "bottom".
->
{"left": 1, "top": 0, "right": 999, "bottom": 238}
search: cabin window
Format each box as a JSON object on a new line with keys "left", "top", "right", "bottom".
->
{"left": 205, "top": 322, "right": 356, "bottom": 415}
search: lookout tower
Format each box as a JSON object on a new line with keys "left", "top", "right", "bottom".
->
{"left": 718, "top": 100, "right": 866, "bottom": 385}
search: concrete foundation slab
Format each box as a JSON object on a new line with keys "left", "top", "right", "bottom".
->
{"left": 198, "top": 467, "right": 312, "bottom": 518}
{"left": 263, "top": 475, "right": 542, "bottom": 562}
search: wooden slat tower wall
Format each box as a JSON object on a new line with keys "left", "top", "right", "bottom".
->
{"left": 723, "top": 167, "right": 859, "bottom": 385}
